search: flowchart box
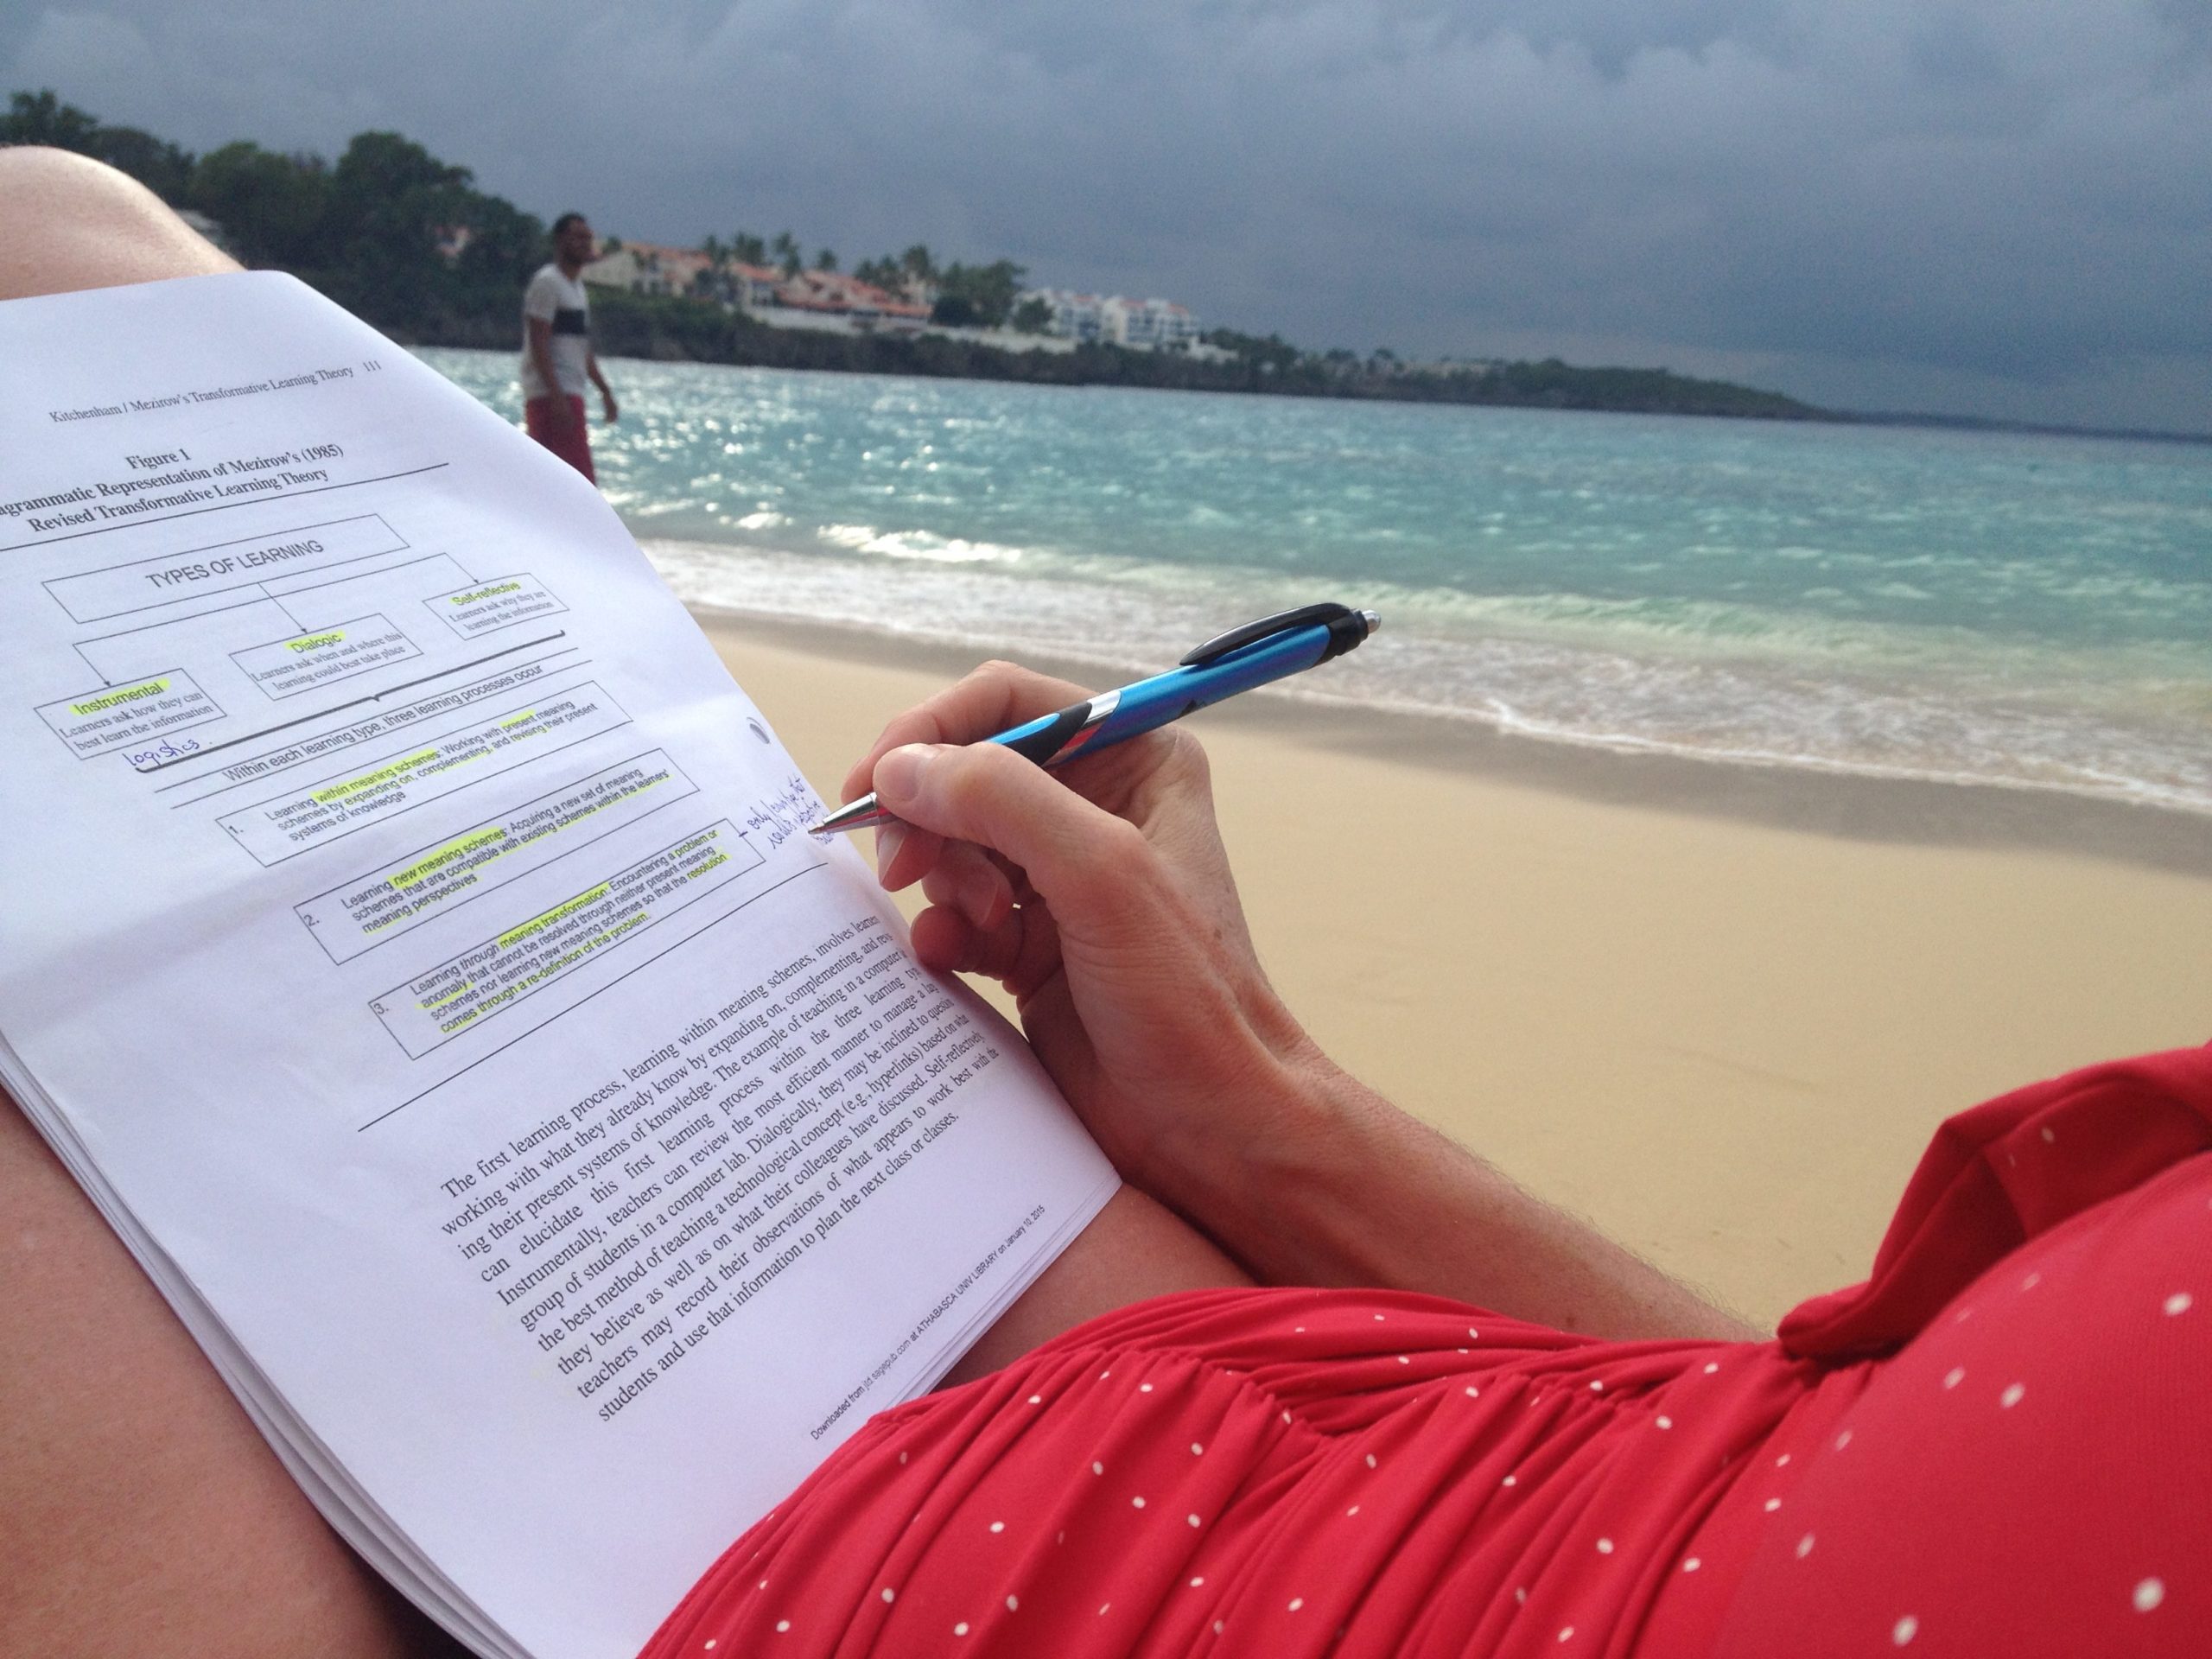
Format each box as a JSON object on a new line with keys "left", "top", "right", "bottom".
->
{"left": 230, "top": 613, "right": 421, "bottom": 700}
{"left": 372, "top": 821, "right": 760, "bottom": 1058}
{"left": 36, "top": 668, "right": 224, "bottom": 761}
{"left": 425, "top": 573, "right": 566, "bottom": 637}
{"left": 202, "top": 659, "right": 553, "bottom": 791}
{"left": 294, "top": 750, "right": 696, "bottom": 963}
{"left": 42, "top": 514, "right": 407, "bottom": 622}
{"left": 216, "top": 682, "right": 628, "bottom": 865}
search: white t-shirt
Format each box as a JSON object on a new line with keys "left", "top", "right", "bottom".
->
{"left": 520, "top": 264, "right": 591, "bottom": 399}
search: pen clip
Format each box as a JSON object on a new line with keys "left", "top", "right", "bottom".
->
{"left": 1179, "top": 602, "right": 1354, "bottom": 666}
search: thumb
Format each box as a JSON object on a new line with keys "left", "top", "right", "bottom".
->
{"left": 871, "top": 742, "right": 1147, "bottom": 929}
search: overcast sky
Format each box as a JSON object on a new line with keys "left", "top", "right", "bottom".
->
{"left": 10, "top": 1, "right": 2209, "bottom": 429}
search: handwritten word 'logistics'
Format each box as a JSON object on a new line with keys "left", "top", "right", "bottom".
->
{"left": 126, "top": 736, "right": 201, "bottom": 772}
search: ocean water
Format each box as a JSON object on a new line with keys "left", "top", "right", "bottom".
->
{"left": 421, "top": 349, "right": 2212, "bottom": 817}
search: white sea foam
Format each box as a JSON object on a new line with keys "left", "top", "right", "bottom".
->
{"left": 408, "top": 346, "right": 2212, "bottom": 819}
{"left": 816, "top": 524, "right": 1025, "bottom": 563}
{"left": 639, "top": 535, "right": 2212, "bottom": 818}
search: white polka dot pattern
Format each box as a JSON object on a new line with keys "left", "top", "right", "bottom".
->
{"left": 638, "top": 1120, "right": 2212, "bottom": 1659}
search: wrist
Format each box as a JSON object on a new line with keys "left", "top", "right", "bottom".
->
{"left": 1138, "top": 1026, "right": 1383, "bottom": 1285}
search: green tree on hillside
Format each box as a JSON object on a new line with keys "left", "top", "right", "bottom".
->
{"left": 443, "top": 189, "right": 550, "bottom": 317}
{"left": 188, "top": 143, "right": 328, "bottom": 265}
{"left": 931, "top": 258, "right": 1026, "bottom": 327}
{"left": 3, "top": 92, "right": 550, "bottom": 340}
{"left": 310, "top": 131, "right": 477, "bottom": 320}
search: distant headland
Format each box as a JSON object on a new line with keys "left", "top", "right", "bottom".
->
{"left": 0, "top": 86, "right": 1823, "bottom": 423}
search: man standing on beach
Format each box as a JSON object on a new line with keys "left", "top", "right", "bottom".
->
{"left": 521, "top": 212, "right": 618, "bottom": 481}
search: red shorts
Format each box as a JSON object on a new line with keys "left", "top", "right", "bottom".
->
{"left": 524, "top": 393, "right": 594, "bottom": 482}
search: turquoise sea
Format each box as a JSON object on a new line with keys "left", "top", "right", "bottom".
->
{"left": 423, "top": 349, "right": 2212, "bottom": 817}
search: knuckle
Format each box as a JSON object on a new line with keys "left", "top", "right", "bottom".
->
{"left": 877, "top": 709, "right": 942, "bottom": 750}
{"left": 1083, "top": 815, "right": 1154, "bottom": 882}
{"left": 966, "top": 660, "right": 1031, "bottom": 709}
{"left": 1164, "top": 728, "right": 1213, "bottom": 785}
{"left": 973, "top": 658, "right": 1091, "bottom": 711}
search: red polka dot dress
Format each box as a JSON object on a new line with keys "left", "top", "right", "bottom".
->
{"left": 639, "top": 1046, "right": 2212, "bottom": 1657}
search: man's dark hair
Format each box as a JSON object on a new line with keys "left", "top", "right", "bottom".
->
{"left": 551, "top": 212, "right": 588, "bottom": 238}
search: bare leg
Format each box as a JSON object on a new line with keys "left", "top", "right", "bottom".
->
{"left": 0, "top": 146, "right": 1249, "bottom": 1652}
{"left": 0, "top": 145, "right": 239, "bottom": 295}
{"left": 942, "top": 1185, "right": 1251, "bottom": 1385}
{"left": 0, "top": 1091, "right": 465, "bottom": 1656}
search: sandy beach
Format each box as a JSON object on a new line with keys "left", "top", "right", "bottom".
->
{"left": 696, "top": 607, "right": 2212, "bottom": 1331}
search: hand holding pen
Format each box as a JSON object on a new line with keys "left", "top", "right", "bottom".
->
{"left": 809, "top": 603, "right": 1380, "bottom": 836}
{"left": 825, "top": 622, "right": 1376, "bottom": 1214}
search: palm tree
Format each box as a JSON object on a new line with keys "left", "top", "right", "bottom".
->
{"left": 771, "top": 231, "right": 800, "bottom": 277}
{"left": 814, "top": 248, "right": 838, "bottom": 272}
{"left": 696, "top": 233, "right": 731, "bottom": 304}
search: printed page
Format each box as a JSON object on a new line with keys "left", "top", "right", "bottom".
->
{"left": 0, "top": 272, "right": 1117, "bottom": 1659}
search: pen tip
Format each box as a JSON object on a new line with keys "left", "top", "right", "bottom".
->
{"left": 808, "top": 793, "right": 890, "bottom": 836}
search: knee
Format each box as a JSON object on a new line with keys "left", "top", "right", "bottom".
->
{"left": 0, "top": 145, "right": 237, "bottom": 301}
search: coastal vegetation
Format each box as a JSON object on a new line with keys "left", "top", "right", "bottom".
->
{"left": 3, "top": 89, "right": 1822, "bottom": 422}
{"left": 581, "top": 289, "right": 1819, "bottom": 417}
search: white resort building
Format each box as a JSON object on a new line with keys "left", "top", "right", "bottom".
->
{"left": 575, "top": 238, "right": 1192, "bottom": 353}
{"left": 1027, "top": 289, "right": 1204, "bottom": 351}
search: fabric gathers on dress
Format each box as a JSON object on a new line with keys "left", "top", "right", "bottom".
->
{"left": 639, "top": 1046, "right": 2212, "bottom": 1657}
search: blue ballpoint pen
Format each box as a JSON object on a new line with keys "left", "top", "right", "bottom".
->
{"left": 807, "top": 601, "right": 1381, "bottom": 836}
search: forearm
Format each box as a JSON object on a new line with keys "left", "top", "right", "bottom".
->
{"left": 859, "top": 711, "right": 1755, "bottom": 1346}
{"left": 1157, "top": 1048, "right": 1758, "bottom": 1343}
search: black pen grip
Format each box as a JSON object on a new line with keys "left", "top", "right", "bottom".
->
{"left": 996, "top": 699, "right": 1094, "bottom": 766}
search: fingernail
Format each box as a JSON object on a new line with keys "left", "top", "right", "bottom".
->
{"left": 874, "top": 821, "right": 906, "bottom": 877}
{"left": 873, "top": 744, "right": 932, "bottom": 804}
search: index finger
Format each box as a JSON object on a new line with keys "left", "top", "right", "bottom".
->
{"left": 838, "top": 659, "right": 1096, "bottom": 804}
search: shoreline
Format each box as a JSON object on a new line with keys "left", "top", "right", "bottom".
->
{"left": 691, "top": 604, "right": 2212, "bottom": 880}
{"left": 428, "top": 340, "right": 2212, "bottom": 447}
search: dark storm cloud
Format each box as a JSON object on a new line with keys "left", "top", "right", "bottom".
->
{"left": 10, "top": 0, "right": 2209, "bottom": 427}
